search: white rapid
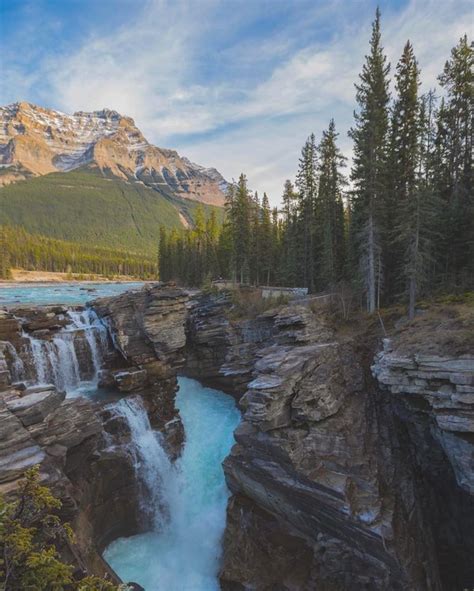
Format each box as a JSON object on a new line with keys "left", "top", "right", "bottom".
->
{"left": 104, "top": 376, "right": 241, "bottom": 591}
{"left": 4, "top": 342, "right": 26, "bottom": 383}
{"left": 26, "top": 308, "right": 108, "bottom": 393}
{"left": 112, "top": 397, "right": 176, "bottom": 531}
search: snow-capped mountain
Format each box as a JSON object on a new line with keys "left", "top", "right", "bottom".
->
{"left": 0, "top": 102, "right": 227, "bottom": 205}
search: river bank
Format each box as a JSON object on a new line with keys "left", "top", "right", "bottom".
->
{"left": 2, "top": 269, "right": 151, "bottom": 284}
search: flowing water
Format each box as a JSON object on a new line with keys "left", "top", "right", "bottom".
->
{"left": 104, "top": 376, "right": 241, "bottom": 591}
{"left": 26, "top": 308, "right": 109, "bottom": 393}
{"left": 3, "top": 283, "right": 240, "bottom": 589}
{"left": 0, "top": 281, "right": 145, "bottom": 306}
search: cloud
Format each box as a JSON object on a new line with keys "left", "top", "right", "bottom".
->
{"left": 1, "top": 0, "right": 471, "bottom": 204}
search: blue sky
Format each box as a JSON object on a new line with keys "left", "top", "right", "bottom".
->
{"left": 0, "top": 0, "right": 471, "bottom": 203}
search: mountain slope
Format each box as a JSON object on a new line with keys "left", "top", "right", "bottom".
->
{"left": 0, "top": 102, "right": 227, "bottom": 206}
{"left": 0, "top": 168, "right": 223, "bottom": 254}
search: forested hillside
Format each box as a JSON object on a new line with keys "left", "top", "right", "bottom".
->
{"left": 0, "top": 168, "right": 223, "bottom": 254}
{"left": 159, "top": 15, "right": 472, "bottom": 318}
{"left": 0, "top": 226, "right": 157, "bottom": 279}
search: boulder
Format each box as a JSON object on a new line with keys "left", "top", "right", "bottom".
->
{"left": 6, "top": 385, "right": 64, "bottom": 426}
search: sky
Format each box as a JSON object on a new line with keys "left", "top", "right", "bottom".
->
{"left": 0, "top": 0, "right": 471, "bottom": 204}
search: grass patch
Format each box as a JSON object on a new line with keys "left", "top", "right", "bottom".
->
{"left": 227, "top": 287, "right": 290, "bottom": 319}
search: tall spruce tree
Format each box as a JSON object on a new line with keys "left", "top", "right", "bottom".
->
{"left": 349, "top": 7, "right": 390, "bottom": 312}
{"left": 317, "top": 119, "right": 347, "bottom": 288}
{"left": 281, "top": 180, "right": 298, "bottom": 286}
{"left": 232, "top": 174, "right": 252, "bottom": 283}
{"left": 260, "top": 193, "right": 273, "bottom": 284}
{"left": 391, "top": 41, "right": 426, "bottom": 319}
{"left": 295, "top": 133, "right": 318, "bottom": 291}
{"left": 436, "top": 35, "right": 473, "bottom": 286}
{"left": 250, "top": 192, "right": 261, "bottom": 284}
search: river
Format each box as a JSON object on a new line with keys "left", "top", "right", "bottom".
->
{"left": 104, "top": 377, "right": 240, "bottom": 591}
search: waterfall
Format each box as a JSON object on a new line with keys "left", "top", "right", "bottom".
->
{"left": 5, "top": 342, "right": 26, "bottom": 383}
{"left": 112, "top": 397, "right": 176, "bottom": 530}
{"left": 104, "top": 376, "right": 241, "bottom": 591}
{"left": 25, "top": 307, "right": 109, "bottom": 392}
{"left": 67, "top": 309, "right": 109, "bottom": 379}
{"left": 29, "top": 337, "right": 49, "bottom": 384}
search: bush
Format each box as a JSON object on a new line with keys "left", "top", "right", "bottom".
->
{"left": 0, "top": 466, "right": 120, "bottom": 591}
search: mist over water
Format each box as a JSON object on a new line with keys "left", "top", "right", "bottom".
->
{"left": 104, "top": 377, "right": 241, "bottom": 591}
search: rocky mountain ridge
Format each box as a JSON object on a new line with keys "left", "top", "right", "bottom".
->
{"left": 0, "top": 102, "right": 227, "bottom": 205}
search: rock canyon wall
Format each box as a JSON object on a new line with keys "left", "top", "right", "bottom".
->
{"left": 0, "top": 286, "right": 472, "bottom": 590}
{"left": 0, "top": 285, "right": 188, "bottom": 581}
{"left": 184, "top": 293, "right": 474, "bottom": 591}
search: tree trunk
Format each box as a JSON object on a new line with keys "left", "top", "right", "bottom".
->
{"left": 367, "top": 213, "right": 376, "bottom": 314}
{"left": 408, "top": 275, "right": 416, "bottom": 320}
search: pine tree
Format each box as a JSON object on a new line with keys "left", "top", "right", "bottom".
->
{"left": 158, "top": 226, "right": 169, "bottom": 281}
{"left": 391, "top": 41, "right": 425, "bottom": 318}
{"left": 281, "top": 180, "right": 298, "bottom": 286}
{"left": 230, "top": 174, "right": 252, "bottom": 283}
{"left": 205, "top": 210, "right": 220, "bottom": 281}
{"left": 250, "top": 192, "right": 261, "bottom": 284}
{"left": 436, "top": 35, "right": 473, "bottom": 287}
{"left": 260, "top": 193, "right": 273, "bottom": 285}
{"left": 317, "top": 119, "right": 347, "bottom": 289}
{"left": 349, "top": 7, "right": 390, "bottom": 312}
{"left": 295, "top": 133, "right": 318, "bottom": 291}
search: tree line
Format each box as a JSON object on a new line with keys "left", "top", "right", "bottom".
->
{"left": 159, "top": 11, "right": 472, "bottom": 317}
{"left": 0, "top": 226, "right": 157, "bottom": 280}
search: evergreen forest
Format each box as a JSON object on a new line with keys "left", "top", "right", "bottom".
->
{"left": 159, "top": 12, "right": 473, "bottom": 317}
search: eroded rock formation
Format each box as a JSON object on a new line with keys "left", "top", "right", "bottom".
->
{"left": 0, "top": 285, "right": 189, "bottom": 581}
{"left": 1, "top": 285, "right": 472, "bottom": 590}
{"left": 184, "top": 294, "right": 474, "bottom": 591}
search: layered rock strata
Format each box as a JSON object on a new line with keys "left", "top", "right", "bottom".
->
{"left": 0, "top": 285, "right": 190, "bottom": 580}
{"left": 1, "top": 285, "right": 472, "bottom": 590}
{"left": 93, "top": 285, "right": 188, "bottom": 449}
{"left": 185, "top": 294, "right": 474, "bottom": 590}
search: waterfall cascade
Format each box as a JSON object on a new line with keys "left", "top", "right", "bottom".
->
{"left": 112, "top": 397, "right": 176, "bottom": 530}
{"left": 24, "top": 308, "right": 109, "bottom": 393}
{"left": 104, "top": 376, "right": 241, "bottom": 591}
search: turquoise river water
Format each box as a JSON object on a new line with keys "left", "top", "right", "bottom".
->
{"left": 2, "top": 282, "right": 240, "bottom": 590}
{"left": 104, "top": 377, "right": 241, "bottom": 591}
{"left": 0, "top": 281, "right": 145, "bottom": 306}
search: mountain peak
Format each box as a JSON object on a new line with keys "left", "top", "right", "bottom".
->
{"left": 0, "top": 102, "right": 227, "bottom": 205}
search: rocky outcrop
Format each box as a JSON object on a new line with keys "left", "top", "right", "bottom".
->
{"left": 185, "top": 293, "right": 275, "bottom": 395}
{"left": 93, "top": 284, "right": 188, "bottom": 448}
{"left": 0, "top": 102, "right": 228, "bottom": 205}
{"left": 94, "top": 284, "right": 188, "bottom": 367}
{"left": 2, "top": 284, "right": 472, "bottom": 590}
{"left": 0, "top": 375, "right": 115, "bottom": 578}
{"left": 373, "top": 342, "right": 474, "bottom": 492}
{"left": 0, "top": 285, "right": 192, "bottom": 581}
{"left": 184, "top": 294, "right": 474, "bottom": 591}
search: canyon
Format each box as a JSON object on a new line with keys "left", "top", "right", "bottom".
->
{"left": 0, "top": 284, "right": 473, "bottom": 590}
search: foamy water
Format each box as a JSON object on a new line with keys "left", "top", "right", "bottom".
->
{"left": 104, "top": 377, "right": 240, "bottom": 591}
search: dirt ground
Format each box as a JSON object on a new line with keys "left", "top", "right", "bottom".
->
{"left": 1, "top": 269, "right": 139, "bottom": 284}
